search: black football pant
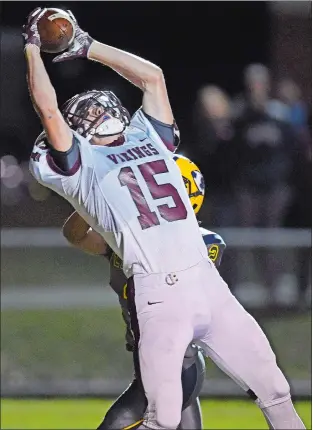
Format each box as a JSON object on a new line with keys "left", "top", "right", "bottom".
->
{"left": 97, "top": 345, "right": 205, "bottom": 430}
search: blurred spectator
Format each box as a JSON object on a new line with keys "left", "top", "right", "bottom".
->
{"left": 274, "top": 78, "right": 312, "bottom": 306}
{"left": 286, "top": 136, "right": 312, "bottom": 305}
{"left": 233, "top": 63, "right": 271, "bottom": 120}
{"left": 267, "top": 78, "right": 309, "bottom": 132}
{"left": 268, "top": 77, "right": 311, "bottom": 227}
{"left": 234, "top": 109, "right": 294, "bottom": 228}
{"left": 231, "top": 63, "right": 295, "bottom": 228}
{"left": 231, "top": 65, "right": 311, "bottom": 303}
{"left": 277, "top": 78, "right": 308, "bottom": 130}
{"left": 192, "top": 85, "right": 238, "bottom": 227}
{"left": 232, "top": 87, "right": 298, "bottom": 298}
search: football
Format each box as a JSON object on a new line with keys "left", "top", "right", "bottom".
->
{"left": 37, "top": 8, "right": 75, "bottom": 54}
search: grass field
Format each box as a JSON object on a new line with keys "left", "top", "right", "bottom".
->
{"left": 1, "top": 398, "right": 311, "bottom": 429}
{"left": 2, "top": 310, "right": 311, "bottom": 381}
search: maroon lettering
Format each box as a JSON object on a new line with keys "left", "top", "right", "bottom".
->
{"left": 107, "top": 144, "right": 161, "bottom": 167}
{"left": 141, "top": 145, "right": 152, "bottom": 156}
{"left": 120, "top": 152, "right": 133, "bottom": 162}
{"left": 132, "top": 147, "right": 146, "bottom": 158}
{"left": 138, "top": 160, "right": 187, "bottom": 223}
{"left": 107, "top": 154, "right": 119, "bottom": 164}
{"left": 127, "top": 149, "right": 138, "bottom": 160}
{"left": 147, "top": 143, "right": 159, "bottom": 155}
{"left": 119, "top": 166, "right": 160, "bottom": 230}
{"left": 117, "top": 154, "right": 127, "bottom": 162}
{"left": 119, "top": 160, "right": 188, "bottom": 230}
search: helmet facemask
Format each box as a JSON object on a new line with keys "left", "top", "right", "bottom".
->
{"left": 62, "top": 90, "right": 130, "bottom": 141}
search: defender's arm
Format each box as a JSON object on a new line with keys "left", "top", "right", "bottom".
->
{"left": 200, "top": 228, "right": 226, "bottom": 268}
{"left": 63, "top": 211, "right": 108, "bottom": 256}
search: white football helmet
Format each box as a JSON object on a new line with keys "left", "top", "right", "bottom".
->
{"left": 62, "top": 90, "right": 130, "bottom": 140}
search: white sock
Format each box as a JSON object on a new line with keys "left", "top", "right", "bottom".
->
{"left": 261, "top": 398, "right": 306, "bottom": 429}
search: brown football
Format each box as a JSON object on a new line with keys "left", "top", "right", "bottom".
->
{"left": 37, "top": 8, "right": 75, "bottom": 54}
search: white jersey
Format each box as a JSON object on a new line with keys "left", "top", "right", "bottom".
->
{"left": 30, "top": 109, "right": 208, "bottom": 277}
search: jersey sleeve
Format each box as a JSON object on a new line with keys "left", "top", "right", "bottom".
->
{"left": 130, "top": 108, "right": 178, "bottom": 152}
{"left": 199, "top": 227, "right": 226, "bottom": 268}
{"left": 29, "top": 130, "right": 95, "bottom": 203}
{"left": 48, "top": 139, "right": 81, "bottom": 173}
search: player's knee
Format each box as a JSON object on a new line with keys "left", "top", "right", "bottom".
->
{"left": 258, "top": 370, "right": 291, "bottom": 408}
{"left": 156, "top": 407, "right": 181, "bottom": 430}
{"left": 155, "top": 381, "right": 183, "bottom": 429}
{"left": 268, "top": 371, "right": 290, "bottom": 401}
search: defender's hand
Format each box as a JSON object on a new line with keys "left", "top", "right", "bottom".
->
{"left": 53, "top": 10, "right": 94, "bottom": 63}
{"left": 22, "top": 7, "right": 46, "bottom": 49}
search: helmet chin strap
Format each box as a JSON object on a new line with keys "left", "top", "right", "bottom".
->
{"left": 86, "top": 117, "right": 126, "bottom": 140}
{"left": 96, "top": 117, "right": 125, "bottom": 136}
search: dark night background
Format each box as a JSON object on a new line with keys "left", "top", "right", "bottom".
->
{"left": 0, "top": 2, "right": 311, "bottom": 229}
{"left": 1, "top": 1, "right": 270, "bottom": 158}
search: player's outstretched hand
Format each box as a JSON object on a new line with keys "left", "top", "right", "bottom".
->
{"left": 22, "top": 7, "right": 46, "bottom": 49}
{"left": 53, "top": 10, "right": 94, "bottom": 63}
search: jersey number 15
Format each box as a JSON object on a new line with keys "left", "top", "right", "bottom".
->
{"left": 119, "top": 159, "right": 187, "bottom": 230}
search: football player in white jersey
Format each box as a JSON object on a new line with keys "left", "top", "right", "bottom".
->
{"left": 24, "top": 8, "right": 305, "bottom": 429}
{"left": 62, "top": 155, "right": 226, "bottom": 430}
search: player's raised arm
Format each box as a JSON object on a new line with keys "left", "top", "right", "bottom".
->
{"left": 53, "top": 13, "right": 174, "bottom": 125}
{"left": 88, "top": 43, "right": 174, "bottom": 125}
{"left": 63, "top": 211, "right": 109, "bottom": 256}
{"left": 23, "top": 8, "right": 73, "bottom": 153}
